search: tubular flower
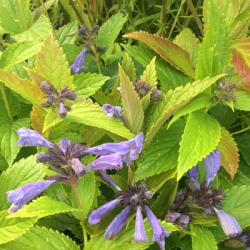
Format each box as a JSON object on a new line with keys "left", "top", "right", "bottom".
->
{"left": 102, "top": 104, "right": 123, "bottom": 121}
{"left": 166, "top": 150, "right": 242, "bottom": 237}
{"left": 88, "top": 183, "right": 169, "bottom": 249}
{"left": 71, "top": 48, "right": 87, "bottom": 74}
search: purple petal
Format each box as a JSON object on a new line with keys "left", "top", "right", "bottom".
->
{"left": 99, "top": 171, "right": 122, "bottom": 191}
{"left": 102, "top": 104, "right": 123, "bottom": 120}
{"left": 187, "top": 166, "right": 199, "bottom": 180}
{"left": 134, "top": 205, "right": 147, "bottom": 242}
{"left": 88, "top": 198, "right": 121, "bottom": 224}
{"left": 7, "top": 180, "right": 56, "bottom": 213}
{"left": 17, "top": 128, "right": 54, "bottom": 148}
{"left": 71, "top": 48, "right": 86, "bottom": 74}
{"left": 70, "top": 158, "right": 86, "bottom": 176}
{"left": 40, "top": 81, "right": 56, "bottom": 94}
{"left": 165, "top": 212, "right": 181, "bottom": 222}
{"left": 204, "top": 150, "right": 221, "bottom": 185}
{"left": 214, "top": 208, "right": 242, "bottom": 237}
{"left": 145, "top": 205, "right": 170, "bottom": 250}
{"left": 178, "top": 215, "right": 190, "bottom": 228}
{"left": 58, "top": 102, "right": 68, "bottom": 117}
{"left": 59, "top": 138, "right": 71, "bottom": 154}
{"left": 105, "top": 206, "right": 131, "bottom": 240}
{"left": 86, "top": 154, "right": 123, "bottom": 171}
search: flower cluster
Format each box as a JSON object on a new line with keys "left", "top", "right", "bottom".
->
{"left": 40, "top": 81, "right": 77, "bottom": 117}
{"left": 7, "top": 128, "right": 143, "bottom": 213}
{"left": 166, "top": 150, "right": 242, "bottom": 238}
{"left": 89, "top": 183, "right": 169, "bottom": 250}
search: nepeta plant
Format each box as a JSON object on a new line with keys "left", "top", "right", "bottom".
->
{"left": 0, "top": 0, "right": 249, "bottom": 250}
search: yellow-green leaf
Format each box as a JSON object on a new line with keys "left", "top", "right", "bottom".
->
{"left": 140, "top": 56, "right": 157, "bottom": 87}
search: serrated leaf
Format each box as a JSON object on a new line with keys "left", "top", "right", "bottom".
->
{"left": 30, "top": 106, "right": 45, "bottom": 133}
{"left": 12, "top": 15, "right": 53, "bottom": 43}
{"left": 174, "top": 28, "right": 199, "bottom": 67}
{"left": 235, "top": 134, "right": 250, "bottom": 165}
{"left": 0, "top": 210, "right": 37, "bottom": 245}
{"left": 234, "top": 91, "right": 250, "bottom": 111}
{"left": 124, "top": 31, "right": 195, "bottom": 78}
{"left": 0, "top": 226, "right": 80, "bottom": 250}
{"left": 195, "top": 0, "right": 232, "bottom": 79}
{"left": 168, "top": 94, "right": 212, "bottom": 128}
{"left": 223, "top": 185, "right": 250, "bottom": 228}
{"left": 0, "top": 70, "right": 44, "bottom": 105}
{"left": 134, "top": 120, "right": 184, "bottom": 181}
{"left": 123, "top": 44, "right": 190, "bottom": 90}
{"left": 232, "top": 38, "right": 250, "bottom": 85}
{"left": 75, "top": 171, "right": 98, "bottom": 218}
{"left": 74, "top": 73, "right": 110, "bottom": 97}
{"left": 0, "top": 0, "right": 33, "bottom": 35}
{"left": 177, "top": 111, "right": 221, "bottom": 180}
{"left": 0, "top": 42, "right": 41, "bottom": 69}
{"left": 56, "top": 21, "right": 78, "bottom": 45}
{"left": 218, "top": 128, "right": 239, "bottom": 179}
{"left": 145, "top": 75, "right": 223, "bottom": 143}
{"left": 43, "top": 109, "right": 63, "bottom": 133}
{"left": 9, "top": 196, "right": 77, "bottom": 219}
{"left": 191, "top": 225, "right": 218, "bottom": 250}
{"left": 119, "top": 65, "right": 144, "bottom": 134}
{"left": 33, "top": 34, "right": 73, "bottom": 89}
{"left": 0, "top": 156, "right": 47, "bottom": 209}
{"left": 0, "top": 117, "right": 29, "bottom": 165}
{"left": 121, "top": 52, "right": 136, "bottom": 81}
{"left": 66, "top": 102, "right": 134, "bottom": 139}
{"left": 96, "top": 13, "right": 127, "bottom": 61}
{"left": 140, "top": 57, "right": 157, "bottom": 87}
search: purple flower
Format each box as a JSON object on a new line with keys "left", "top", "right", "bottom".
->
{"left": 71, "top": 48, "right": 87, "bottom": 74}
{"left": 214, "top": 208, "right": 242, "bottom": 237}
{"left": 178, "top": 215, "right": 190, "bottom": 228}
{"left": 99, "top": 171, "right": 122, "bottom": 191}
{"left": 134, "top": 205, "right": 147, "bottom": 242}
{"left": 204, "top": 150, "right": 220, "bottom": 185}
{"left": 7, "top": 180, "right": 56, "bottom": 213}
{"left": 85, "top": 133, "right": 144, "bottom": 165}
{"left": 17, "top": 128, "right": 54, "bottom": 148}
{"left": 145, "top": 205, "right": 169, "bottom": 250}
{"left": 102, "top": 104, "right": 123, "bottom": 121}
{"left": 86, "top": 153, "right": 123, "bottom": 171}
{"left": 186, "top": 166, "right": 199, "bottom": 180}
{"left": 165, "top": 212, "right": 181, "bottom": 222}
{"left": 105, "top": 206, "right": 131, "bottom": 240}
{"left": 69, "top": 158, "right": 86, "bottom": 176}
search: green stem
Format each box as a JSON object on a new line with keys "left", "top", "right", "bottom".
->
{"left": 186, "top": 0, "right": 203, "bottom": 35}
{"left": 232, "top": 126, "right": 250, "bottom": 135}
{"left": 70, "top": 176, "right": 88, "bottom": 244}
{"left": 168, "top": 0, "right": 185, "bottom": 38}
{"left": 0, "top": 84, "right": 12, "bottom": 121}
{"left": 69, "top": 0, "right": 85, "bottom": 25}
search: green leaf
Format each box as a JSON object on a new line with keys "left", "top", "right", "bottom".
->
{"left": 12, "top": 15, "right": 53, "bottom": 43}
{"left": 234, "top": 91, "right": 250, "bottom": 111}
{"left": 0, "top": 117, "right": 29, "bottom": 165}
{"left": 74, "top": 73, "right": 110, "bottom": 97}
{"left": 33, "top": 34, "right": 73, "bottom": 89}
{"left": 66, "top": 102, "right": 134, "bottom": 139}
{"left": 0, "top": 42, "right": 41, "bottom": 69}
{"left": 0, "top": 0, "right": 33, "bottom": 35}
{"left": 121, "top": 52, "right": 136, "bottom": 81}
{"left": 177, "top": 111, "right": 221, "bottom": 180}
{"left": 123, "top": 44, "right": 190, "bottom": 90}
{"left": 96, "top": 13, "right": 127, "bottom": 61}
{"left": 124, "top": 31, "right": 195, "bottom": 78}
{"left": 218, "top": 128, "right": 239, "bottom": 179}
{"left": 235, "top": 134, "right": 250, "bottom": 165}
{"left": 0, "top": 226, "right": 80, "bottom": 250}
{"left": 0, "top": 155, "right": 47, "bottom": 209}
{"left": 140, "top": 57, "right": 157, "bottom": 87}
{"left": 191, "top": 225, "right": 218, "bottom": 250}
{"left": 56, "top": 21, "right": 78, "bottom": 45}
{"left": 174, "top": 28, "right": 199, "bottom": 67}
{"left": 195, "top": 0, "right": 232, "bottom": 79}
{"left": 76, "top": 171, "right": 98, "bottom": 218}
{"left": 9, "top": 196, "right": 77, "bottom": 219}
{"left": 0, "top": 70, "right": 44, "bottom": 105}
{"left": 223, "top": 185, "right": 250, "bottom": 228}
{"left": 134, "top": 120, "right": 184, "bottom": 182}
{"left": 145, "top": 75, "right": 223, "bottom": 143}
{"left": 0, "top": 210, "right": 37, "bottom": 245}
{"left": 43, "top": 109, "right": 63, "bottom": 133}
{"left": 119, "top": 65, "right": 144, "bottom": 134}
{"left": 168, "top": 94, "right": 212, "bottom": 128}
